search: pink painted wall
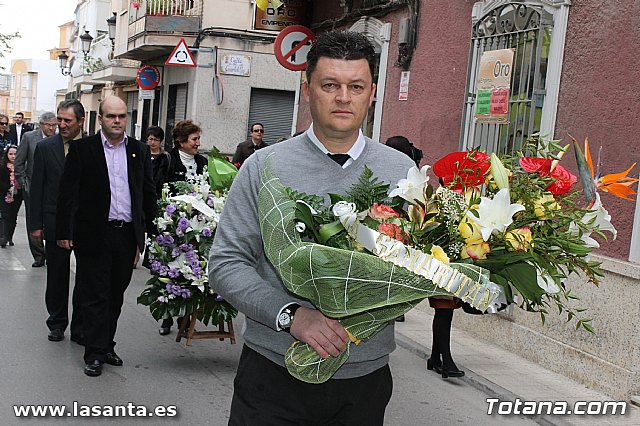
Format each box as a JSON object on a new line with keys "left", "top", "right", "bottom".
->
{"left": 299, "top": 1, "right": 639, "bottom": 260}
{"left": 554, "top": 2, "right": 640, "bottom": 259}
{"left": 299, "top": 0, "right": 474, "bottom": 161}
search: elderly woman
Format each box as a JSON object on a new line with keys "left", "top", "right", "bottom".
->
{"left": 158, "top": 120, "right": 208, "bottom": 336}
{"left": 166, "top": 120, "right": 208, "bottom": 184}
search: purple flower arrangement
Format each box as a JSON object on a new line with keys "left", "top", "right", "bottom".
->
{"left": 137, "top": 170, "right": 237, "bottom": 326}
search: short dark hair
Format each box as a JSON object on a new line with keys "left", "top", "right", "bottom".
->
{"left": 146, "top": 125, "right": 165, "bottom": 140}
{"left": 15, "top": 112, "right": 24, "bottom": 118}
{"left": 57, "top": 99, "right": 85, "bottom": 121}
{"left": 172, "top": 120, "right": 201, "bottom": 147}
{"left": 250, "top": 122, "right": 264, "bottom": 132}
{"left": 306, "top": 30, "right": 376, "bottom": 82}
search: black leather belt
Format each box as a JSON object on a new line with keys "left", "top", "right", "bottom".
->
{"left": 107, "top": 219, "right": 132, "bottom": 228}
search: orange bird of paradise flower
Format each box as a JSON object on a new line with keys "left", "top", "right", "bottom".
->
{"left": 571, "top": 135, "right": 638, "bottom": 205}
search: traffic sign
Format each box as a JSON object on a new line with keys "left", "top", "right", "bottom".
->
{"left": 136, "top": 65, "right": 160, "bottom": 90}
{"left": 274, "top": 25, "right": 315, "bottom": 71}
{"left": 166, "top": 38, "right": 197, "bottom": 67}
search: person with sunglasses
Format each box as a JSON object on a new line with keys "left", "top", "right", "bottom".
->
{"left": 231, "top": 122, "right": 269, "bottom": 167}
{"left": 0, "top": 114, "right": 16, "bottom": 152}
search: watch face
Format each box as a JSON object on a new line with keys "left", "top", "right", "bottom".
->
{"left": 279, "top": 312, "right": 291, "bottom": 328}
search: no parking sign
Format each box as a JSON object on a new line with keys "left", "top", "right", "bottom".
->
{"left": 136, "top": 65, "right": 160, "bottom": 90}
{"left": 274, "top": 25, "right": 315, "bottom": 71}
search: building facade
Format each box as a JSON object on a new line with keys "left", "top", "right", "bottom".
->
{"left": 293, "top": 0, "right": 640, "bottom": 401}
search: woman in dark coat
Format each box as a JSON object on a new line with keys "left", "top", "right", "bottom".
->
{"left": 385, "top": 135, "right": 465, "bottom": 379}
{"left": 158, "top": 120, "right": 208, "bottom": 336}
{"left": 0, "top": 145, "right": 23, "bottom": 248}
{"left": 146, "top": 125, "right": 171, "bottom": 197}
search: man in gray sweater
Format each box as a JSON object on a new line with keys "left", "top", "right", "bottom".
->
{"left": 209, "top": 31, "right": 416, "bottom": 425}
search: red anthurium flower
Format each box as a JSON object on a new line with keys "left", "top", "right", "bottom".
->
{"left": 519, "top": 157, "right": 577, "bottom": 195}
{"left": 433, "top": 151, "right": 491, "bottom": 190}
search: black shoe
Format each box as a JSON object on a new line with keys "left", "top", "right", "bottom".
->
{"left": 105, "top": 352, "right": 123, "bottom": 366}
{"left": 32, "top": 260, "right": 45, "bottom": 267}
{"left": 70, "top": 334, "right": 85, "bottom": 346}
{"left": 159, "top": 318, "right": 173, "bottom": 335}
{"left": 84, "top": 360, "right": 103, "bottom": 377}
{"left": 0, "top": 238, "right": 6, "bottom": 248}
{"left": 426, "top": 357, "right": 442, "bottom": 374}
{"left": 441, "top": 365, "right": 465, "bottom": 379}
{"left": 8, "top": 240, "right": 14, "bottom": 246}
{"left": 48, "top": 329, "right": 64, "bottom": 342}
{"left": 395, "top": 315, "right": 406, "bottom": 322}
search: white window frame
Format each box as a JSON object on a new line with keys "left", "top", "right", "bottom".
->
{"left": 349, "top": 17, "right": 392, "bottom": 143}
{"left": 470, "top": 0, "right": 571, "bottom": 141}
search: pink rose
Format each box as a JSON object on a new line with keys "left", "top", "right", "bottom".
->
{"left": 369, "top": 203, "right": 399, "bottom": 220}
{"left": 378, "top": 223, "right": 407, "bottom": 243}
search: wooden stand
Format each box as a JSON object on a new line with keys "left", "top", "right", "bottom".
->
{"left": 175, "top": 312, "right": 236, "bottom": 346}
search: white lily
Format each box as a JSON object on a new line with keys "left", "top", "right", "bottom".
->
{"left": 568, "top": 193, "right": 617, "bottom": 248}
{"left": 527, "top": 262, "right": 561, "bottom": 294}
{"left": 389, "top": 165, "right": 431, "bottom": 204}
{"left": 468, "top": 188, "right": 525, "bottom": 241}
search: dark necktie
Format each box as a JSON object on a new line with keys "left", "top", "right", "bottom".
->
{"left": 327, "top": 153, "right": 350, "bottom": 166}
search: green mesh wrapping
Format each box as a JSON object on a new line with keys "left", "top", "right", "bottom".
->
{"left": 258, "top": 155, "right": 460, "bottom": 384}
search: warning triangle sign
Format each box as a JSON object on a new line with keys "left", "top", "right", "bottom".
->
{"left": 166, "top": 38, "right": 197, "bottom": 67}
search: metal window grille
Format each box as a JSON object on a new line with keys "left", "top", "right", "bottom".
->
{"left": 460, "top": 3, "right": 554, "bottom": 154}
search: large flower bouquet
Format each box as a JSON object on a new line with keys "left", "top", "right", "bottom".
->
{"left": 257, "top": 136, "right": 637, "bottom": 384}
{"left": 138, "top": 152, "right": 238, "bottom": 326}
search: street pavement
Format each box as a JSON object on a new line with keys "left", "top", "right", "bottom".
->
{"left": 0, "top": 209, "right": 637, "bottom": 425}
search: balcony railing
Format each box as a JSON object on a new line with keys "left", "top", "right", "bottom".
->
{"left": 128, "top": 0, "right": 203, "bottom": 42}
{"left": 129, "top": 0, "right": 203, "bottom": 23}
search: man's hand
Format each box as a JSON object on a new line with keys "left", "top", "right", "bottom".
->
{"left": 289, "top": 307, "right": 350, "bottom": 359}
{"left": 133, "top": 248, "right": 140, "bottom": 268}
{"left": 31, "top": 229, "right": 43, "bottom": 245}
{"left": 57, "top": 240, "right": 73, "bottom": 250}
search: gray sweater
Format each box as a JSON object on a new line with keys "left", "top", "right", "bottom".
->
{"left": 209, "top": 133, "right": 416, "bottom": 379}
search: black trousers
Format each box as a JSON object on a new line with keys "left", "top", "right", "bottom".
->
{"left": 44, "top": 241, "right": 82, "bottom": 334}
{"left": 0, "top": 194, "right": 23, "bottom": 242}
{"left": 23, "top": 192, "right": 46, "bottom": 263}
{"left": 229, "top": 345, "right": 393, "bottom": 426}
{"left": 76, "top": 223, "right": 137, "bottom": 364}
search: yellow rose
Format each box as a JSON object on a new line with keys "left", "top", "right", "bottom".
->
{"left": 460, "top": 242, "right": 491, "bottom": 260}
{"left": 505, "top": 226, "right": 533, "bottom": 251}
{"left": 534, "top": 194, "right": 559, "bottom": 220}
{"left": 458, "top": 216, "right": 483, "bottom": 245}
{"left": 430, "top": 245, "right": 450, "bottom": 264}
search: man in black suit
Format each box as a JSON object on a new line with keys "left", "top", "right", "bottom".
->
{"left": 15, "top": 112, "right": 57, "bottom": 267}
{"left": 56, "top": 96, "right": 156, "bottom": 377}
{"left": 231, "top": 122, "right": 269, "bottom": 167}
{"left": 9, "top": 112, "right": 34, "bottom": 145}
{"left": 30, "top": 100, "right": 86, "bottom": 344}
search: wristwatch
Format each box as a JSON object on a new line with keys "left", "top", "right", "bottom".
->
{"left": 278, "top": 303, "right": 301, "bottom": 332}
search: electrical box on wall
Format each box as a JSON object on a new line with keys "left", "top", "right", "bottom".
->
{"left": 399, "top": 17, "right": 410, "bottom": 44}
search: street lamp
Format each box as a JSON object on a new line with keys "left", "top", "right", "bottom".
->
{"left": 58, "top": 51, "right": 70, "bottom": 75}
{"left": 79, "top": 30, "right": 94, "bottom": 56}
{"left": 106, "top": 12, "right": 117, "bottom": 45}
{"left": 58, "top": 30, "right": 94, "bottom": 76}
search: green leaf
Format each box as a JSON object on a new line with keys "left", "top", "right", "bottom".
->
{"left": 318, "top": 221, "right": 345, "bottom": 245}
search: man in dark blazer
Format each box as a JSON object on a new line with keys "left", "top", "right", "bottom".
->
{"left": 30, "top": 101, "right": 86, "bottom": 344}
{"left": 9, "top": 112, "right": 34, "bottom": 145}
{"left": 232, "top": 122, "right": 269, "bottom": 167}
{"left": 15, "top": 112, "right": 57, "bottom": 267}
{"left": 56, "top": 96, "right": 156, "bottom": 377}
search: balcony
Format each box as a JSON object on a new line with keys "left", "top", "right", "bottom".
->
{"left": 119, "top": 0, "right": 203, "bottom": 62}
